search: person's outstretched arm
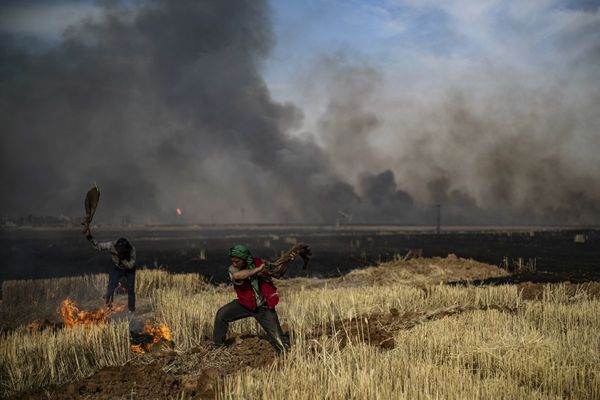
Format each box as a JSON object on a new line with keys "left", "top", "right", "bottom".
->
{"left": 231, "top": 263, "right": 264, "bottom": 280}
{"left": 83, "top": 228, "right": 112, "bottom": 251}
{"left": 259, "top": 251, "right": 298, "bottom": 278}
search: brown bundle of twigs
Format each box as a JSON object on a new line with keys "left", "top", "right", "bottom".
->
{"left": 264, "top": 244, "right": 312, "bottom": 278}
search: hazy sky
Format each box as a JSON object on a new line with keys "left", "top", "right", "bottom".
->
{"left": 1, "top": 0, "right": 599, "bottom": 225}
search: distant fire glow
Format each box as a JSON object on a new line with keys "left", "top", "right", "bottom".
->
{"left": 176, "top": 208, "right": 182, "bottom": 216}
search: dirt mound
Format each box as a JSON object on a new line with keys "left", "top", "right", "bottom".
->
{"left": 16, "top": 363, "right": 180, "bottom": 400}
{"left": 277, "top": 254, "right": 510, "bottom": 291}
{"left": 329, "top": 254, "right": 509, "bottom": 288}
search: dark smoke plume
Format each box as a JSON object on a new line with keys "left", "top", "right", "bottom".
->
{"left": 0, "top": 0, "right": 365, "bottom": 224}
{"left": 1, "top": 1, "right": 599, "bottom": 226}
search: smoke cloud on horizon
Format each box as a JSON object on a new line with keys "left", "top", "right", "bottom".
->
{"left": 1, "top": 0, "right": 599, "bottom": 225}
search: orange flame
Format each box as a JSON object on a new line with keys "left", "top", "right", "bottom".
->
{"left": 59, "top": 298, "right": 125, "bottom": 328}
{"left": 130, "top": 320, "right": 173, "bottom": 353}
{"left": 176, "top": 208, "right": 182, "bottom": 216}
{"left": 131, "top": 344, "right": 145, "bottom": 354}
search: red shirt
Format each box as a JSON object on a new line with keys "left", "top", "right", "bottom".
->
{"left": 231, "top": 257, "right": 280, "bottom": 310}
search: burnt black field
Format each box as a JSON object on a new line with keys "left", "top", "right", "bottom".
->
{"left": 1, "top": 225, "right": 599, "bottom": 284}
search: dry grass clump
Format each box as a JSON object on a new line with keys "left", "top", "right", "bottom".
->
{"left": 396, "top": 301, "right": 600, "bottom": 399}
{"left": 1, "top": 275, "right": 107, "bottom": 309}
{"left": 136, "top": 268, "right": 210, "bottom": 297}
{"left": 0, "top": 269, "right": 209, "bottom": 329}
{"left": 281, "top": 284, "right": 520, "bottom": 333}
{"left": 219, "top": 293, "right": 599, "bottom": 399}
{"left": 0, "top": 321, "right": 131, "bottom": 395}
{"left": 219, "top": 339, "right": 542, "bottom": 400}
{"left": 1, "top": 269, "right": 208, "bottom": 308}
{"left": 0, "top": 275, "right": 107, "bottom": 329}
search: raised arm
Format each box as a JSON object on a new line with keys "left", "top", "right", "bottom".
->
{"left": 231, "top": 263, "right": 264, "bottom": 281}
{"left": 84, "top": 228, "right": 112, "bottom": 252}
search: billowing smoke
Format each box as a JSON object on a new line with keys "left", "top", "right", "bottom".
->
{"left": 0, "top": 0, "right": 353, "bottom": 224}
{"left": 291, "top": 4, "right": 600, "bottom": 226}
{"left": 1, "top": 1, "right": 599, "bottom": 225}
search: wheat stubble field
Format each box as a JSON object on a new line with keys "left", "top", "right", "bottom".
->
{"left": 1, "top": 256, "right": 599, "bottom": 399}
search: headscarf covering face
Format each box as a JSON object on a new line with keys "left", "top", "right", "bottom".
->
{"left": 229, "top": 245, "right": 255, "bottom": 269}
{"left": 115, "top": 238, "right": 132, "bottom": 260}
{"left": 229, "top": 245, "right": 261, "bottom": 298}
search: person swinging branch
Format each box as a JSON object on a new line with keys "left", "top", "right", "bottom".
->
{"left": 83, "top": 228, "right": 137, "bottom": 313}
{"left": 213, "top": 245, "right": 295, "bottom": 354}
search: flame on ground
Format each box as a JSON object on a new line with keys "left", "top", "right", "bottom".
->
{"left": 176, "top": 208, "right": 182, "bottom": 216}
{"left": 131, "top": 320, "right": 173, "bottom": 354}
{"left": 59, "top": 298, "right": 125, "bottom": 328}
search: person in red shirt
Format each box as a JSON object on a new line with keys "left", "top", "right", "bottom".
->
{"left": 213, "top": 245, "right": 294, "bottom": 354}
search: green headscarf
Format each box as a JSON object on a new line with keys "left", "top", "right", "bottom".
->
{"left": 229, "top": 245, "right": 255, "bottom": 268}
{"left": 229, "top": 245, "right": 261, "bottom": 302}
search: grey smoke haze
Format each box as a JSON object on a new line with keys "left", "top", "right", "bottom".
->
{"left": 311, "top": 59, "right": 600, "bottom": 224}
{"left": 0, "top": 0, "right": 347, "bottom": 224}
{"left": 1, "top": 1, "right": 599, "bottom": 225}
{"left": 285, "top": 3, "right": 600, "bottom": 226}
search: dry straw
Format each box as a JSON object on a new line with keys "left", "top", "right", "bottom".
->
{"left": 1, "top": 322, "right": 131, "bottom": 395}
{"left": 0, "top": 269, "right": 598, "bottom": 399}
{"left": 218, "top": 296, "right": 599, "bottom": 400}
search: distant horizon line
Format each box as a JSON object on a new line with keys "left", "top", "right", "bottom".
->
{"left": 3, "top": 223, "right": 598, "bottom": 232}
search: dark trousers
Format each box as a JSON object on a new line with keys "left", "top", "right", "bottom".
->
{"left": 106, "top": 267, "right": 136, "bottom": 312}
{"left": 213, "top": 300, "right": 290, "bottom": 353}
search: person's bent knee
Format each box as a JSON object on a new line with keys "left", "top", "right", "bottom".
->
{"left": 215, "top": 306, "right": 228, "bottom": 322}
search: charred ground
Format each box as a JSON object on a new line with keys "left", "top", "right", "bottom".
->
{"left": 1, "top": 226, "right": 599, "bottom": 285}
